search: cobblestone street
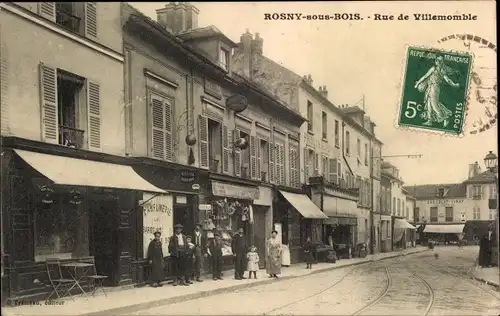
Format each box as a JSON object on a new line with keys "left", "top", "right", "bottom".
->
{"left": 132, "top": 247, "right": 499, "bottom": 316}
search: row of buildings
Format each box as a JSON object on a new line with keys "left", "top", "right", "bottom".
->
{"left": 0, "top": 2, "right": 427, "bottom": 302}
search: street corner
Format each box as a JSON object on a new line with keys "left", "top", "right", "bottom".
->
{"left": 396, "top": 45, "right": 473, "bottom": 136}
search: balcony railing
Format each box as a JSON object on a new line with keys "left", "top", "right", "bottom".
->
{"left": 59, "top": 125, "right": 84, "bottom": 149}
{"left": 210, "top": 159, "right": 219, "bottom": 173}
{"left": 261, "top": 171, "right": 267, "bottom": 182}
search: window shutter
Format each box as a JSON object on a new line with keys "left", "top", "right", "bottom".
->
{"left": 39, "top": 63, "right": 58, "bottom": 144}
{"left": 38, "top": 3, "right": 56, "bottom": 22}
{"left": 151, "top": 95, "right": 165, "bottom": 159}
{"left": 164, "top": 99, "right": 172, "bottom": 161}
{"left": 279, "top": 144, "right": 285, "bottom": 185}
{"left": 250, "top": 135, "right": 257, "bottom": 179}
{"left": 87, "top": 80, "right": 101, "bottom": 150}
{"left": 256, "top": 138, "right": 261, "bottom": 180}
{"left": 269, "top": 142, "right": 275, "bottom": 183}
{"left": 289, "top": 147, "right": 295, "bottom": 187}
{"left": 329, "top": 158, "right": 337, "bottom": 184}
{"left": 222, "top": 125, "right": 229, "bottom": 173}
{"left": 198, "top": 115, "right": 209, "bottom": 168}
{"left": 84, "top": 2, "right": 98, "bottom": 39}
{"left": 303, "top": 148, "right": 309, "bottom": 182}
{"left": 314, "top": 153, "right": 319, "bottom": 175}
{"left": 233, "top": 130, "right": 241, "bottom": 177}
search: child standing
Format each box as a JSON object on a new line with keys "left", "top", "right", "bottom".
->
{"left": 303, "top": 237, "right": 314, "bottom": 269}
{"left": 185, "top": 236, "right": 196, "bottom": 284}
{"left": 246, "top": 246, "right": 260, "bottom": 279}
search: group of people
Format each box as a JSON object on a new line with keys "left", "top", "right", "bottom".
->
{"left": 146, "top": 224, "right": 285, "bottom": 287}
{"left": 478, "top": 228, "right": 498, "bottom": 268}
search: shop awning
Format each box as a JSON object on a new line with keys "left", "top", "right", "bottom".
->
{"left": 394, "top": 218, "right": 416, "bottom": 230}
{"left": 323, "top": 196, "right": 358, "bottom": 217}
{"left": 423, "top": 224, "right": 465, "bottom": 234}
{"left": 14, "top": 149, "right": 165, "bottom": 193}
{"left": 279, "top": 190, "right": 328, "bottom": 219}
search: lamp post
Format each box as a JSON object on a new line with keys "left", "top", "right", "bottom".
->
{"left": 483, "top": 150, "right": 498, "bottom": 267}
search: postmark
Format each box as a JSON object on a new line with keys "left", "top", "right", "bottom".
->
{"left": 397, "top": 46, "right": 473, "bottom": 135}
{"left": 436, "top": 34, "right": 497, "bottom": 135}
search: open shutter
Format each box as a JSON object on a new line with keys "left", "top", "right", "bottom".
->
{"left": 39, "top": 63, "right": 58, "bottom": 144}
{"left": 38, "top": 3, "right": 56, "bottom": 22}
{"left": 250, "top": 135, "right": 257, "bottom": 179}
{"left": 304, "top": 148, "right": 309, "bottom": 182}
{"left": 222, "top": 125, "right": 229, "bottom": 173}
{"left": 337, "top": 161, "right": 342, "bottom": 179}
{"left": 233, "top": 130, "right": 241, "bottom": 177}
{"left": 198, "top": 115, "right": 209, "bottom": 168}
{"left": 314, "top": 153, "right": 319, "bottom": 176}
{"left": 164, "top": 99, "right": 172, "bottom": 161}
{"left": 151, "top": 95, "right": 165, "bottom": 159}
{"left": 269, "top": 142, "right": 275, "bottom": 183}
{"left": 329, "top": 158, "right": 337, "bottom": 184}
{"left": 87, "top": 80, "right": 101, "bottom": 150}
{"left": 84, "top": 2, "right": 98, "bottom": 39}
{"left": 256, "top": 138, "right": 261, "bottom": 181}
{"left": 279, "top": 144, "right": 285, "bottom": 185}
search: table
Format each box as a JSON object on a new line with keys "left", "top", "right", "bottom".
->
{"left": 62, "top": 262, "right": 94, "bottom": 297}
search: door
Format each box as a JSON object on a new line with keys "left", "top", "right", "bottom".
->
{"left": 252, "top": 206, "right": 267, "bottom": 269}
{"left": 173, "top": 204, "right": 193, "bottom": 235}
{"left": 90, "top": 199, "right": 119, "bottom": 286}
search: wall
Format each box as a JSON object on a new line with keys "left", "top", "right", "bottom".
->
{"left": 390, "top": 180, "right": 405, "bottom": 217}
{"left": 1, "top": 3, "right": 125, "bottom": 155}
{"left": 415, "top": 198, "right": 468, "bottom": 223}
{"left": 466, "top": 183, "right": 497, "bottom": 220}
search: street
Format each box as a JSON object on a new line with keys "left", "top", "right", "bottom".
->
{"left": 132, "top": 247, "right": 499, "bottom": 315}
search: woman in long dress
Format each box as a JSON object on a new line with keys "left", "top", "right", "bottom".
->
{"left": 414, "top": 56, "right": 460, "bottom": 127}
{"left": 266, "top": 230, "right": 282, "bottom": 278}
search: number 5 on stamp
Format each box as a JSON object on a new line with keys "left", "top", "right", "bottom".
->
{"left": 398, "top": 46, "right": 473, "bottom": 135}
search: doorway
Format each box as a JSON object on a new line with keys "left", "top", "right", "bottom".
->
{"left": 173, "top": 204, "right": 194, "bottom": 235}
{"left": 252, "top": 206, "right": 267, "bottom": 268}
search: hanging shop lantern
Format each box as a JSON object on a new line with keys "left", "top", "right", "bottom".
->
{"left": 68, "top": 189, "right": 84, "bottom": 205}
{"left": 38, "top": 184, "right": 55, "bottom": 204}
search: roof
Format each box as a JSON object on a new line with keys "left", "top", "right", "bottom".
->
{"left": 463, "top": 170, "right": 497, "bottom": 184}
{"left": 178, "top": 25, "right": 238, "bottom": 47}
{"left": 403, "top": 183, "right": 467, "bottom": 200}
{"left": 381, "top": 161, "right": 397, "bottom": 169}
{"left": 341, "top": 106, "right": 366, "bottom": 115}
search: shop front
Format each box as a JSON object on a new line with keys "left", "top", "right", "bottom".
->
{"left": 198, "top": 177, "right": 260, "bottom": 270}
{"left": 273, "top": 188, "right": 328, "bottom": 264}
{"left": 380, "top": 215, "right": 392, "bottom": 252}
{"left": 130, "top": 158, "right": 203, "bottom": 283}
{"left": 1, "top": 144, "right": 165, "bottom": 303}
{"left": 252, "top": 185, "right": 274, "bottom": 268}
{"left": 393, "top": 218, "right": 417, "bottom": 249}
{"left": 423, "top": 224, "right": 466, "bottom": 245}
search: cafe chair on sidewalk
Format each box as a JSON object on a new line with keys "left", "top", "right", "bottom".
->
{"left": 46, "top": 259, "right": 75, "bottom": 301}
{"left": 79, "top": 257, "right": 108, "bottom": 297}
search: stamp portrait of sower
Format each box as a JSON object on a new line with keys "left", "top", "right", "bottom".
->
{"left": 398, "top": 47, "right": 473, "bottom": 135}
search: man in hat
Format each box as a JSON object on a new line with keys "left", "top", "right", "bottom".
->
{"left": 231, "top": 227, "right": 247, "bottom": 280}
{"left": 168, "top": 224, "right": 188, "bottom": 286}
{"left": 192, "top": 223, "right": 207, "bottom": 282}
{"left": 208, "top": 231, "right": 223, "bottom": 280}
{"left": 147, "top": 231, "right": 164, "bottom": 287}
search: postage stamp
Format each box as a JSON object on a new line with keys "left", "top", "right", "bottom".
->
{"left": 397, "top": 46, "right": 473, "bottom": 135}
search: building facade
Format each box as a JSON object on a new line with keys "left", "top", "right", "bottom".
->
{"left": 0, "top": 2, "right": 169, "bottom": 303}
{"left": 380, "top": 172, "right": 393, "bottom": 252}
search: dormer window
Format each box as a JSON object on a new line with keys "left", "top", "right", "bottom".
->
{"left": 437, "top": 187, "right": 445, "bottom": 197}
{"left": 219, "top": 47, "right": 229, "bottom": 71}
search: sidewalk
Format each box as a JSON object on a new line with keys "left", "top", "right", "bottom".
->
{"left": 3, "top": 247, "right": 426, "bottom": 316}
{"left": 474, "top": 266, "right": 500, "bottom": 288}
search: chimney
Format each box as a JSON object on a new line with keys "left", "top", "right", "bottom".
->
{"left": 251, "top": 32, "right": 263, "bottom": 55}
{"left": 237, "top": 29, "right": 253, "bottom": 77}
{"left": 468, "top": 163, "right": 476, "bottom": 179}
{"left": 156, "top": 2, "right": 199, "bottom": 34}
{"left": 474, "top": 161, "right": 481, "bottom": 175}
{"left": 318, "top": 85, "right": 328, "bottom": 98}
{"left": 304, "top": 74, "right": 313, "bottom": 85}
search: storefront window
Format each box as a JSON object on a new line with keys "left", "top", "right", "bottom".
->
{"left": 35, "top": 194, "right": 88, "bottom": 262}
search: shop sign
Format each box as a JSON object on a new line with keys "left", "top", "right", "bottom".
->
{"left": 142, "top": 193, "right": 173, "bottom": 258}
{"left": 211, "top": 181, "right": 260, "bottom": 200}
{"left": 426, "top": 199, "right": 464, "bottom": 204}
{"left": 325, "top": 217, "right": 357, "bottom": 226}
{"left": 199, "top": 204, "right": 212, "bottom": 211}
{"left": 180, "top": 171, "right": 196, "bottom": 183}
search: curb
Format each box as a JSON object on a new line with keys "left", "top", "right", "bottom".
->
{"left": 83, "top": 249, "right": 426, "bottom": 316}
{"left": 473, "top": 276, "right": 500, "bottom": 289}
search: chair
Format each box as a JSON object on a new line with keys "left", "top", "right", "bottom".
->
{"left": 45, "top": 259, "right": 75, "bottom": 300}
{"left": 79, "top": 257, "right": 108, "bottom": 297}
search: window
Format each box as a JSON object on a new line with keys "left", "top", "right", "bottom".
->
{"left": 56, "top": 3, "right": 82, "bottom": 33}
{"left": 260, "top": 139, "right": 269, "bottom": 181}
{"left": 207, "top": 119, "right": 222, "bottom": 172}
{"left": 57, "top": 70, "right": 86, "bottom": 149}
{"left": 397, "top": 198, "right": 401, "bottom": 216}
{"left": 239, "top": 131, "right": 251, "bottom": 179}
{"left": 402, "top": 201, "right": 405, "bottom": 217}
{"left": 415, "top": 207, "right": 420, "bottom": 222}
{"left": 322, "top": 112, "right": 327, "bottom": 139}
{"left": 490, "top": 184, "right": 497, "bottom": 199}
{"left": 307, "top": 101, "right": 313, "bottom": 132}
{"left": 473, "top": 207, "right": 480, "bottom": 220}
{"left": 430, "top": 207, "right": 438, "bottom": 222}
{"left": 345, "top": 131, "right": 351, "bottom": 155}
{"left": 364, "top": 143, "right": 368, "bottom": 165}
{"left": 275, "top": 142, "right": 285, "bottom": 185}
{"left": 35, "top": 195, "right": 88, "bottom": 262}
{"left": 472, "top": 185, "right": 482, "bottom": 199}
{"left": 437, "top": 188, "right": 445, "bottom": 197}
{"left": 322, "top": 156, "right": 329, "bottom": 176}
{"left": 334, "top": 120, "right": 340, "bottom": 147}
{"left": 151, "top": 93, "right": 173, "bottom": 161}
{"left": 307, "top": 149, "right": 315, "bottom": 179}
{"left": 357, "top": 138, "right": 361, "bottom": 157}
{"left": 289, "top": 145, "right": 299, "bottom": 188}
{"left": 50, "top": 2, "right": 97, "bottom": 38}
{"left": 329, "top": 158, "right": 338, "bottom": 184}
{"left": 392, "top": 197, "right": 396, "bottom": 215}
{"left": 445, "top": 207, "right": 454, "bottom": 222}
{"left": 219, "top": 47, "right": 229, "bottom": 70}
{"left": 489, "top": 210, "right": 496, "bottom": 220}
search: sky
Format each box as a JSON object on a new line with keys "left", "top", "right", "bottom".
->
{"left": 130, "top": 1, "right": 497, "bottom": 185}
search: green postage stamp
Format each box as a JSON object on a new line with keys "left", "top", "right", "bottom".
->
{"left": 398, "top": 46, "right": 473, "bottom": 135}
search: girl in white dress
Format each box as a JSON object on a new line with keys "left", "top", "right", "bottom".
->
{"left": 246, "top": 246, "right": 260, "bottom": 279}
